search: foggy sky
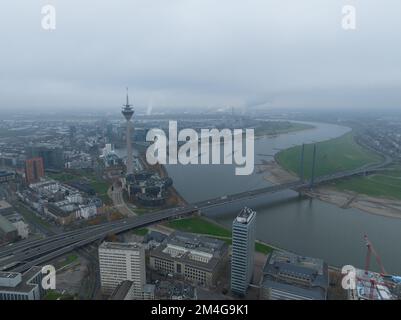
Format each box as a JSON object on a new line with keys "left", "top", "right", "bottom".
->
{"left": 0, "top": 0, "right": 400, "bottom": 112}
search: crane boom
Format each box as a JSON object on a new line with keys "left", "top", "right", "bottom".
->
{"left": 364, "top": 234, "right": 386, "bottom": 275}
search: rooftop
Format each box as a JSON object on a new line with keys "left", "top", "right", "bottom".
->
{"left": 0, "top": 200, "right": 12, "bottom": 211}
{"left": 0, "top": 214, "right": 17, "bottom": 234}
{"left": 99, "top": 241, "right": 143, "bottom": 251}
{"left": 0, "top": 272, "right": 20, "bottom": 279}
{"left": 0, "top": 171, "right": 15, "bottom": 177}
{"left": 235, "top": 207, "right": 256, "bottom": 224}
{"left": 261, "top": 250, "right": 329, "bottom": 300}
{"left": 168, "top": 231, "right": 226, "bottom": 255}
{"left": 155, "top": 280, "right": 196, "bottom": 300}
{"left": 150, "top": 231, "right": 228, "bottom": 272}
{"left": 0, "top": 266, "right": 42, "bottom": 294}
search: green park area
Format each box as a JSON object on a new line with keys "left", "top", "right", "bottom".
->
{"left": 168, "top": 217, "right": 231, "bottom": 238}
{"left": 167, "top": 217, "right": 273, "bottom": 255}
{"left": 276, "top": 132, "right": 383, "bottom": 180}
{"left": 333, "top": 167, "right": 401, "bottom": 201}
{"left": 60, "top": 254, "right": 79, "bottom": 268}
{"left": 43, "top": 290, "right": 75, "bottom": 300}
{"left": 276, "top": 132, "right": 401, "bottom": 200}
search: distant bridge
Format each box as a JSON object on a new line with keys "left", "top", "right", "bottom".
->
{"left": 0, "top": 145, "right": 391, "bottom": 273}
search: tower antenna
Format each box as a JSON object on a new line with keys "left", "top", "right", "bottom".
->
{"left": 121, "top": 87, "right": 134, "bottom": 174}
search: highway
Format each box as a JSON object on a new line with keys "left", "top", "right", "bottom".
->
{"left": 0, "top": 159, "right": 390, "bottom": 273}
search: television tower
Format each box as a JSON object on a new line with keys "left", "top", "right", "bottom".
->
{"left": 122, "top": 88, "right": 134, "bottom": 175}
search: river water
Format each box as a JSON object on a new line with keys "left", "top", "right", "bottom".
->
{"left": 163, "top": 121, "right": 401, "bottom": 274}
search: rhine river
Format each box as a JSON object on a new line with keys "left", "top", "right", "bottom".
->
{"left": 164, "top": 121, "right": 401, "bottom": 274}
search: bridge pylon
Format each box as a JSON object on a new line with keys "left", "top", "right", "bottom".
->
{"left": 299, "top": 144, "right": 305, "bottom": 183}
{"left": 310, "top": 144, "right": 317, "bottom": 188}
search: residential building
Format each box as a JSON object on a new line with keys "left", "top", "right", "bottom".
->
{"left": 98, "top": 242, "right": 146, "bottom": 297}
{"left": 0, "top": 171, "right": 15, "bottom": 184}
{"left": 25, "top": 157, "right": 45, "bottom": 184}
{"left": 25, "top": 179, "right": 100, "bottom": 225}
{"left": 0, "top": 200, "right": 13, "bottom": 216}
{"left": 0, "top": 214, "right": 18, "bottom": 243}
{"left": 26, "top": 145, "right": 64, "bottom": 170}
{"left": 153, "top": 280, "right": 196, "bottom": 300}
{"left": 7, "top": 213, "right": 29, "bottom": 239}
{"left": 259, "top": 250, "right": 329, "bottom": 300}
{"left": 231, "top": 207, "right": 256, "bottom": 296}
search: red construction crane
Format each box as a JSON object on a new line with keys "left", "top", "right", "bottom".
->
{"left": 364, "top": 234, "right": 386, "bottom": 276}
{"left": 363, "top": 234, "right": 387, "bottom": 299}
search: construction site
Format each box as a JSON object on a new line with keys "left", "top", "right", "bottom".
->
{"left": 346, "top": 235, "right": 401, "bottom": 300}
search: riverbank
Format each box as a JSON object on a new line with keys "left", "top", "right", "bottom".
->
{"left": 256, "top": 159, "right": 299, "bottom": 184}
{"left": 255, "top": 120, "right": 315, "bottom": 137}
{"left": 264, "top": 159, "right": 401, "bottom": 219}
{"left": 305, "top": 186, "right": 401, "bottom": 219}
{"left": 166, "top": 215, "right": 277, "bottom": 255}
{"left": 275, "top": 132, "right": 383, "bottom": 179}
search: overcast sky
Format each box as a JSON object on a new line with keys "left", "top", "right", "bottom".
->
{"left": 0, "top": 0, "right": 400, "bottom": 112}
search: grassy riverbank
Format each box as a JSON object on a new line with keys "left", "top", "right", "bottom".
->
{"left": 167, "top": 217, "right": 273, "bottom": 254}
{"left": 276, "top": 132, "right": 401, "bottom": 202}
{"left": 167, "top": 217, "right": 231, "bottom": 237}
{"left": 276, "top": 132, "right": 383, "bottom": 180}
{"left": 333, "top": 166, "right": 401, "bottom": 201}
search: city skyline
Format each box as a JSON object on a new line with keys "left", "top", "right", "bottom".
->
{"left": 1, "top": 0, "right": 401, "bottom": 307}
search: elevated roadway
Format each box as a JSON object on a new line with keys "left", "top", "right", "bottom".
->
{"left": 0, "top": 159, "right": 390, "bottom": 273}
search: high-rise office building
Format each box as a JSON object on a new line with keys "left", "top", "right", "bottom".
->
{"left": 98, "top": 242, "right": 145, "bottom": 297}
{"left": 25, "top": 158, "right": 45, "bottom": 184}
{"left": 231, "top": 207, "right": 256, "bottom": 296}
{"left": 26, "top": 145, "right": 64, "bottom": 170}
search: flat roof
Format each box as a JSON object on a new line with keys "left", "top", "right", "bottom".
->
{"left": 0, "top": 272, "right": 20, "bottom": 279}
{"left": 168, "top": 231, "right": 226, "bottom": 255}
{"left": 0, "top": 266, "right": 42, "bottom": 294}
{"left": 235, "top": 207, "right": 256, "bottom": 224}
{"left": 0, "top": 200, "right": 12, "bottom": 211}
{"left": 150, "top": 232, "right": 228, "bottom": 273}
{"left": 0, "top": 215, "right": 17, "bottom": 234}
{"left": 0, "top": 171, "right": 15, "bottom": 177}
{"left": 99, "top": 241, "right": 143, "bottom": 251}
{"left": 262, "top": 279, "right": 326, "bottom": 300}
{"left": 261, "top": 250, "right": 329, "bottom": 299}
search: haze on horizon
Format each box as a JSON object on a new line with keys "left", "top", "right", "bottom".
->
{"left": 0, "top": 0, "right": 400, "bottom": 112}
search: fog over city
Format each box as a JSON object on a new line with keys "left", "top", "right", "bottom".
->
{"left": 0, "top": 0, "right": 401, "bottom": 111}
{"left": 3, "top": 1, "right": 401, "bottom": 306}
